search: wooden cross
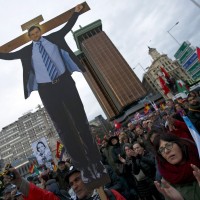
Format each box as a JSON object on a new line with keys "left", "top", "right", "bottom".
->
{"left": 0, "top": 1, "right": 90, "bottom": 53}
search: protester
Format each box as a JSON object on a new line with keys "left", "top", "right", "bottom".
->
{"left": 131, "top": 142, "right": 164, "bottom": 200}
{"left": 56, "top": 161, "right": 70, "bottom": 190}
{"left": 165, "top": 115, "right": 193, "bottom": 141}
{"left": 65, "top": 166, "right": 126, "bottom": 200}
{"left": 6, "top": 168, "right": 60, "bottom": 200}
{"left": 108, "top": 136, "right": 125, "bottom": 175}
{"left": 174, "top": 103, "right": 188, "bottom": 117}
{"left": 153, "top": 133, "right": 200, "bottom": 200}
{"left": 40, "top": 170, "right": 70, "bottom": 200}
{"left": 187, "top": 96, "right": 200, "bottom": 132}
{"left": 100, "top": 138, "right": 115, "bottom": 169}
{"left": 165, "top": 99, "right": 175, "bottom": 115}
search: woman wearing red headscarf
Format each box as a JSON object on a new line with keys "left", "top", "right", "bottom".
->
{"left": 153, "top": 133, "right": 200, "bottom": 200}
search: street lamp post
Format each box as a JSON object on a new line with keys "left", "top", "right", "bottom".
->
{"left": 167, "top": 22, "right": 181, "bottom": 45}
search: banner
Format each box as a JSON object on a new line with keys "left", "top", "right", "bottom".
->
{"left": 31, "top": 137, "right": 52, "bottom": 165}
{"left": 56, "top": 141, "right": 64, "bottom": 159}
{"left": 144, "top": 103, "right": 150, "bottom": 114}
{"left": 183, "top": 116, "right": 200, "bottom": 158}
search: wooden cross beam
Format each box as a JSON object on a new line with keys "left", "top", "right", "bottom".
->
{"left": 0, "top": 1, "right": 90, "bottom": 53}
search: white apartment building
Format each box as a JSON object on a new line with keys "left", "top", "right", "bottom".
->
{"left": 0, "top": 105, "right": 58, "bottom": 164}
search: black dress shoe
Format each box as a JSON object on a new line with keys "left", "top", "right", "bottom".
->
{"left": 89, "top": 162, "right": 107, "bottom": 178}
{"left": 80, "top": 168, "right": 95, "bottom": 183}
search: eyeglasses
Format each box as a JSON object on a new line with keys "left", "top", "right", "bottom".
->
{"left": 158, "top": 142, "right": 174, "bottom": 154}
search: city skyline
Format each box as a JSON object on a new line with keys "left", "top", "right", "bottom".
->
{"left": 0, "top": 0, "right": 199, "bottom": 129}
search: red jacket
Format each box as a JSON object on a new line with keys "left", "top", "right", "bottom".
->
{"left": 23, "top": 183, "right": 125, "bottom": 200}
{"left": 23, "top": 183, "right": 59, "bottom": 200}
{"left": 110, "top": 189, "right": 126, "bottom": 200}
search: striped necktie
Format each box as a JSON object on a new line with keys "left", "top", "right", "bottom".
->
{"left": 38, "top": 41, "right": 59, "bottom": 81}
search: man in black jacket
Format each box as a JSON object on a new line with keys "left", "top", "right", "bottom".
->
{"left": 0, "top": 4, "right": 105, "bottom": 184}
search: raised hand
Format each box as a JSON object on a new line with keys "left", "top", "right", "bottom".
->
{"left": 191, "top": 164, "right": 200, "bottom": 186}
{"left": 154, "top": 179, "right": 184, "bottom": 200}
{"left": 118, "top": 154, "right": 126, "bottom": 164}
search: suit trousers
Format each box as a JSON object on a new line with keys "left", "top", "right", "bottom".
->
{"left": 38, "top": 73, "right": 101, "bottom": 169}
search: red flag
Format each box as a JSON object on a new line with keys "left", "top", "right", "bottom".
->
{"left": 114, "top": 121, "right": 121, "bottom": 129}
{"left": 160, "top": 67, "right": 170, "bottom": 78}
{"left": 29, "top": 164, "right": 34, "bottom": 174}
{"left": 159, "top": 76, "right": 170, "bottom": 95}
{"left": 197, "top": 47, "right": 200, "bottom": 61}
{"left": 96, "top": 135, "right": 101, "bottom": 145}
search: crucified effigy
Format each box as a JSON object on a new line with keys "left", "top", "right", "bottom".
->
{"left": 0, "top": 1, "right": 110, "bottom": 190}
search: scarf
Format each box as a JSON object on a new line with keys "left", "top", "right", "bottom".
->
{"left": 157, "top": 142, "right": 200, "bottom": 185}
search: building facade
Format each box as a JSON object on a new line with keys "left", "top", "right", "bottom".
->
{"left": 143, "top": 47, "right": 193, "bottom": 98}
{"left": 73, "top": 20, "right": 146, "bottom": 120}
{"left": 0, "top": 105, "right": 58, "bottom": 165}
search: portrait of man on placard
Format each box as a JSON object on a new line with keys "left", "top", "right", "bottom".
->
{"left": 31, "top": 137, "right": 52, "bottom": 165}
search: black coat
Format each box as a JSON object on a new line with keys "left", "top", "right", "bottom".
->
{"left": 132, "top": 151, "right": 156, "bottom": 179}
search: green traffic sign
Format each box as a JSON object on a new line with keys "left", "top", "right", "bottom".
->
{"left": 178, "top": 47, "right": 194, "bottom": 64}
{"left": 174, "top": 41, "right": 190, "bottom": 59}
{"left": 187, "top": 61, "right": 200, "bottom": 73}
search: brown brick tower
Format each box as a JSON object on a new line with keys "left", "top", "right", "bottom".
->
{"left": 73, "top": 20, "right": 146, "bottom": 120}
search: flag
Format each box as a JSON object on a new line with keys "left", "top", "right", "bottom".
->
{"left": 53, "top": 164, "right": 57, "bottom": 171}
{"left": 96, "top": 135, "right": 101, "bottom": 146}
{"left": 144, "top": 103, "right": 150, "bottom": 114}
{"left": 134, "top": 112, "right": 141, "bottom": 120}
{"left": 29, "top": 164, "right": 34, "bottom": 174}
{"left": 29, "top": 164, "right": 39, "bottom": 175}
{"left": 114, "top": 121, "right": 121, "bottom": 129}
{"left": 34, "top": 165, "right": 40, "bottom": 175}
{"left": 159, "top": 76, "right": 170, "bottom": 95}
{"left": 197, "top": 47, "right": 200, "bottom": 61}
{"left": 51, "top": 161, "right": 58, "bottom": 172}
{"left": 160, "top": 67, "right": 170, "bottom": 79}
{"left": 160, "top": 103, "right": 165, "bottom": 110}
{"left": 56, "top": 141, "right": 64, "bottom": 159}
{"left": 152, "top": 102, "right": 158, "bottom": 111}
{"left": 183, "top": 116, "right": 200, "bottom": 158}
{"left": 176, "top": 80, "right": 189, "bottom": 93}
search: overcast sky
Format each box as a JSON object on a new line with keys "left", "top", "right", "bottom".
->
{"left": 0, "top": 0, "right": 199, "bottom": 129}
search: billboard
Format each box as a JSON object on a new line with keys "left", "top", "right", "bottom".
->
{"left": 31, "top": 137, "right": 52, "bottom": 165}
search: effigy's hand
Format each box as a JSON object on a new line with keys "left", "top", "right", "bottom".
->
{"left": 75, "top": 4, "right": 83, "bottom": 13}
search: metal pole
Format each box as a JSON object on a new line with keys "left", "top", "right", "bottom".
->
{"left": 167, "top": 22, "right": 181, "bottom": 45}
{"left": 190, "top": 0, "right": 200, "bottom": 8}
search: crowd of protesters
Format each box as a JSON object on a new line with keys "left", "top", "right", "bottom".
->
{"left": 2, "top": 90, "right": 200, "bottom": 200}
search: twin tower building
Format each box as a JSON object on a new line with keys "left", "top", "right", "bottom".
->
{"left": 73, "top": 20, "right": 146, "bottom": 120}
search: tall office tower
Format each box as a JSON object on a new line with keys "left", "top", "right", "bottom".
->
{"left": 73, "top": 20, "right": 146, "bottom": 120}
